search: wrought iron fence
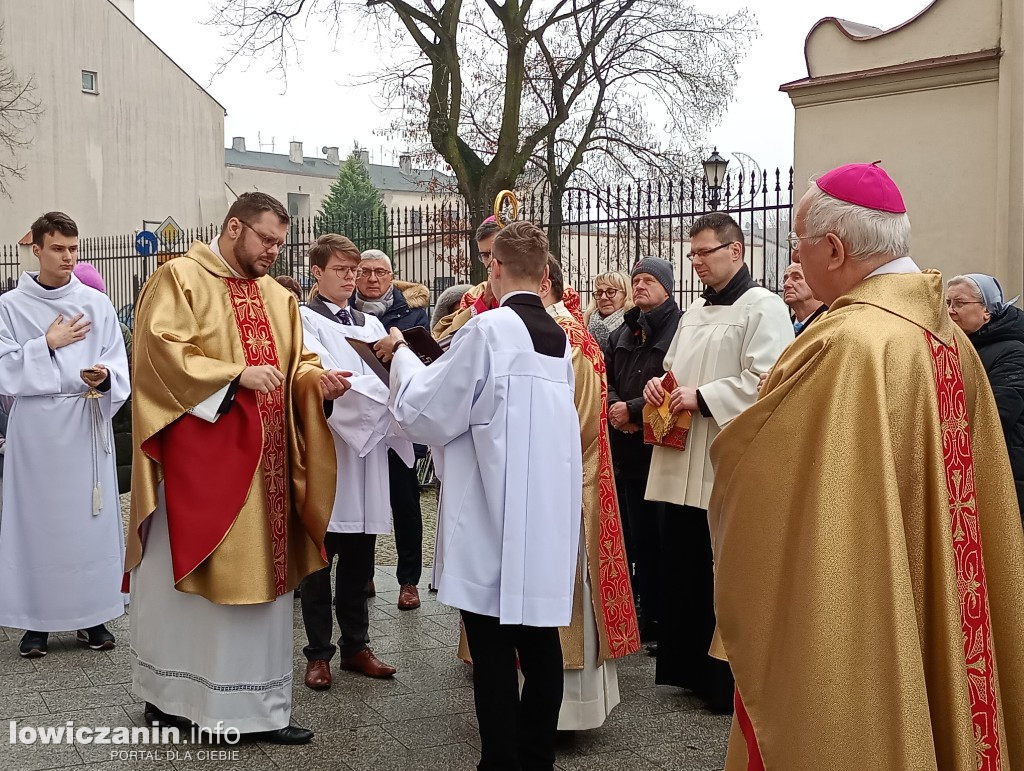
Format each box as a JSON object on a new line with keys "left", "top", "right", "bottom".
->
{"left": 0, "top": 169, "right": 794, "bottom": 324}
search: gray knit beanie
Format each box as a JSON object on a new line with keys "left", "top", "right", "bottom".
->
{"left": 630, "top": 257, "right": 674, "bottom": 295}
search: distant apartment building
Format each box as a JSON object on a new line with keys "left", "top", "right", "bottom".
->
{"left": 224, "top": 139, "right": 455, "bottom": 223}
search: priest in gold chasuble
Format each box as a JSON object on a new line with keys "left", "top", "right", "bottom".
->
{"left": 126, "top": 194, "right": 348, "bottom": 745}
{"left": 709, "top": 165, "right": 1024, "bottom": 770}
{"left": 542, "top": 261, "right": 641, "bottom": 730}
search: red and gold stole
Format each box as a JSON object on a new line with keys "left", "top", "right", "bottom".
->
{"left": 928, "top": 333, "right": 1001, "bottom": 771}
{"left": 225, "top": 278, "right": 290, "bottom": 597}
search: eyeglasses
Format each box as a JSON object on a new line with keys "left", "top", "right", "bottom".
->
{"left": 240, "top": 220, "right": 285, "bottom": 250}
{"left": 328, "top": 265, "right": 358, "bottom": 278}
{"left": 686, "top": 242, "right": 735, "bottom": 261}
{"left": 594, "top": 288, "right": 623, "bottom": 298}
{"left": 357, "top": 268, "right": 392, "bottom": 279}
{"left": 946, "top": 299, "right": 985, "bottom": 311}
{"left": 477, "top": 250, "right": 492, "bottom": 264}
{"left": 787, "top": 232, "right": 820, "bottom": 251}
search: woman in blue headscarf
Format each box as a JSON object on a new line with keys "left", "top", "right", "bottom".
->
{"left": 947, "top": 273, "right": 1024, "bottom": 523}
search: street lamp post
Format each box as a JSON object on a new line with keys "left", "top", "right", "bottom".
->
{"left": 703, "top": 148, "right": 729, "bottom": 211}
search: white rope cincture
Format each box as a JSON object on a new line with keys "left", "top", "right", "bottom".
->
{"left": 86, "top": 391, "right": 112, "bottom": 516}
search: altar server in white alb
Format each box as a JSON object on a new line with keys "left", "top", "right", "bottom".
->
{"left": 642, "top": 213, "right": 793, "bottom": 714}
{"left": 376, "top": 220, "right": 583, "bottom": 771}
{"left": 297, "top": 234, "right": 405, "bottom": 689}
{"left": 0, "top": 211, "right": 129, "bottom": 658}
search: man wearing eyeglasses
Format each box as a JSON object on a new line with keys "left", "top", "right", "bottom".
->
{"left": 353, "top": 249, "right": 430, "bottom": 611}
{"left": 431, "top": 218, "right": 502, "bottom": 340}
{"left": 708, "top": 164, "right": 1024, "bottom": 771}
{"left": 642, "top": 212, "right": 792, "bottom": 714}
{"left": 126, "top": 192, "right": 351, "bottom": 745}
{"left": 296, "top": 235, "right": 402, "bottom": 687}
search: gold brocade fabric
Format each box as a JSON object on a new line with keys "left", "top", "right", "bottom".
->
{"left": 430, "top": 282, "right": 486, "bottom": 340}
{"left": 126, "top": 241, "right": 337, "bottom": 605}
{"left": 708, "top": 272, "right": 1024, "bottom": 770}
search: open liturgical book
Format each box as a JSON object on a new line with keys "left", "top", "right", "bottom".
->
{"left": 347, "top": 326, "right": 445, "bottom": 383}
{"left": 643, "top": 371, "right": 691, "bottom": 451}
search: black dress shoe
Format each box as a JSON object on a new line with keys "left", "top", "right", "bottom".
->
{"left": 143, "top": 702, "right": 191, "bottom": 729}
{"left": 251, "top": 725, "right": 314, "bottom": 745}
{"left": 645, "top": 641, "right": 658, "bottom": 657}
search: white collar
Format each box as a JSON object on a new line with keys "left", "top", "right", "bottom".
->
{"left": 866, "top": 256, "right": 921, "bottom": 278}
{"left": 545, "top": 300, "right": 569, "bottom": 319}
{"left": 209, "top": 237, "right": 244, "bottom": 279}
{"left": 321, "top": 298, "right": 349, "bottom": 315}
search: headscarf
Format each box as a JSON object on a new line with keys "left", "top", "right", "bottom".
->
{"left": 963, "top": 273, "right": 1019, "bottom": 315}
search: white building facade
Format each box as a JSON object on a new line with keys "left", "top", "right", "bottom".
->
{"left": 0, "top": 0, "right": 228, "bottom": 244}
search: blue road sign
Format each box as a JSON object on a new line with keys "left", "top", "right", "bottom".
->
{"left": 135, "top": 231, "right": 158, "bottom": 256}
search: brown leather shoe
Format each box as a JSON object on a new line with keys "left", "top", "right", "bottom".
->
{"left": 397, "top": 584, "right": 421, "bottom": 610}
{"left": 304, "top": 659, "right": 332, "bottom": 690}
{"left": 337, "top": 647, "right": 396, "bottom": 678}
{"left": 366, "top": 579, "right": 376, "bottom": 598}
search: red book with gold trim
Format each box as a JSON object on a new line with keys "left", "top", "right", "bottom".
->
{"left": 643, "top": 371, "right": 692, "bottom": 450}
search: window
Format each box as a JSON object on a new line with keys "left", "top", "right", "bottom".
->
{"left": 82, "top": 71, "right": 98, "bottom": 94}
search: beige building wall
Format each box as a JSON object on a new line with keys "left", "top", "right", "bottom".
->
{"left": 0, "top": 0, "right": 227, "bottom": 245}
{"left": 784, "top": 0, "right": 1020, "bottom": 294}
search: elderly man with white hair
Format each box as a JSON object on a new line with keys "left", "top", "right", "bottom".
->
{"left": 707, "top": 163, "right": 1024, "bottom": 770}
{"left": 352, "top": 248, "right": 430, "bottom": 609}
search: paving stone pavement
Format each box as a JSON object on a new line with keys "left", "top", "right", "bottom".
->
{"left": 8, "top": 493, "right": 730, "bottom": 770}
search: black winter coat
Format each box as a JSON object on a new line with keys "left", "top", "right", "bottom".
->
{"left": 605, "top": 298, "right": 682, "bottom": 480}
{"left": 969, "top": 305, "right": 1024, "bottom": 521}
{"left": 367, "top": 286, "right": 429, "bottom": 333}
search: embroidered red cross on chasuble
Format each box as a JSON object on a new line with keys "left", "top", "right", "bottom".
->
{"left": 736, "top": 333, "right": 1001, "bottom": 771}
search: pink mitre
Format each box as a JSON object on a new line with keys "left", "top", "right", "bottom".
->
{"left": 816, "top": 161, "right": 906, "bottom": 214}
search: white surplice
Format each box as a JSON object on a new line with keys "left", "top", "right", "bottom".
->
{"left": 0, "top": 272, "right": 129, "bottom": 631}
{"left": 388, "top": 308, "right": 583, "bottom": 627}
{"left": 554, "top": 536, "right": 619, "bottom": 730}
{"left": 299, "top": 304, "right": 413, "bottom": 534}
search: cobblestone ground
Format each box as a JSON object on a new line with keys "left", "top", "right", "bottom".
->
{"left": 0, "top": 491, "right": 730, "bottom": 771}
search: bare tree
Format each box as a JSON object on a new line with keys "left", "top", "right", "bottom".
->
{"left": 211, "top": 0, "right": 753, "bottom": 278}
{"left": 0, "top": 22, "right": 42, "bottom": 198}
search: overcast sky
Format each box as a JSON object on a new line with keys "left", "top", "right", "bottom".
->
{"left": 134, "top": 0, "right": 930, "bottom": 177}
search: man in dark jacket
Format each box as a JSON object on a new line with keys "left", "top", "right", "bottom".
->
{"left": 783, "top": 262, "right": 828, "bottom": 335}
{"left": 353, "top": 249, "right": 430, "bottom": 609}
{"left": 605, "top": 257, "right": 682, "bottom": 650}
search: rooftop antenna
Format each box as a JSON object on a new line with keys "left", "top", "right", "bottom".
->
{"left": 257, "top": 131, "right": 276, "bottom": 153}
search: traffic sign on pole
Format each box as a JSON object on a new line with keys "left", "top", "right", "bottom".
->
{"left": 135, "top": 231, "right": 158, "bottom": 256}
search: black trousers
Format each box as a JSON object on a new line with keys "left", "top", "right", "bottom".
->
{"left": 460, "top": 611, "right": 563, "bottom": 771}
{"left": 388, "top": 449, "right": 423, "bottom": 586}
{"left": 300, "top": 532, "right": 376, "bottom": 661}
{"left": 617, "top": 475, "right": 663, "bottom": 637}
{"left": 655, "top": 504, "right": 734, "bottom": 712}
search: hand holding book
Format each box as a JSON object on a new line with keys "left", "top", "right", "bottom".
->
{"left": 642, "top": 371, "right": 692, "bottom": 451}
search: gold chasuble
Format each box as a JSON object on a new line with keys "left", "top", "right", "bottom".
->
{"left": 431, "top": 281, "right": 488, "bottom": 340}
{"left": 125, "top": 241, "right": 337, "bottom": 605}
{"left": 708, "top": 271, "right": 1024, "bottom": 771}
{"left": 554, "top": 313, "right": 641, "bottom": 668}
